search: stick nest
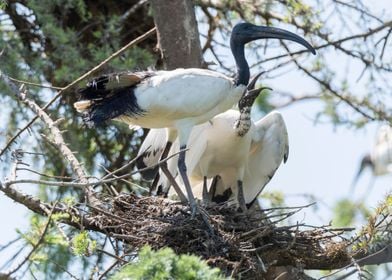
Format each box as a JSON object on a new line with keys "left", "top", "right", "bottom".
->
{"left": 84, "top": 194, "right": 351, "bottom": 278}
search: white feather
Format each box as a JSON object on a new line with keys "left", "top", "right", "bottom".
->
{"left": 136, "top": 128, "right": 168, "bottom": 181}
{"left": 158, "top": 110, "right": 289, "bottom": 208}
{"left": 241, "top": 111, "right": 289, "bottom": 203}
{"left": 372, "top": 125, "right": 392, "bottom": 176}
{"left": 120, "top": 69, "right": 245, "bottom": 130}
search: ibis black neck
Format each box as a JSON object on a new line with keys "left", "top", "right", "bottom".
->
{"left": 231, "top": 42, "right": 250, "bottom": 86}
{"left": 230, "top": 22, "right": 316, "bottom": 86}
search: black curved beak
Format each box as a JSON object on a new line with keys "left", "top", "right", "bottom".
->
{"left": 249, "top": 25, "right": 316, "bottom": 55}
{"left": 239, "top": 87, "right": 272, "bottom": 110}
{"left": 247, "top": 71, "right": 266, "bottom": 90}
{"left": 248, "top": 87, "right": 272, "bottom": 100}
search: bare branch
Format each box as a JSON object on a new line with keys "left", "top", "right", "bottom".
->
{"left": 0, "top": 27, "right": 157, "bottom": 157}
{"left": 3, "top": 203, "right": 56, "bottom": 276}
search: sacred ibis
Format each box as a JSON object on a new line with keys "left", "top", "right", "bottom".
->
{"left": 74, "top": 22, "right": 315, "bottom": 215}
{"left": 352, "top": 125, "right": 392, "bottom": 191}
{"left": 136, "top": 71, "right": 264, "bottom": 192}
{"left": 208, "top": 111, "right": 289, "bottom": 209}
{"left": 154, "top": 110, "right": 289, "bottom": 211}
{"left": 138, "top": 75, "right": 289, "bottom": 211}
{"left": 137, "top": 72, "right": 268, "bottom": 210}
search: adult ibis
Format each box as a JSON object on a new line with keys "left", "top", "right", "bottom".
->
{"left": 74, "top": 22, "right": 315, "bottom": 215}
{"left": 352, "top": 125, "right": 392, "bottom": 191}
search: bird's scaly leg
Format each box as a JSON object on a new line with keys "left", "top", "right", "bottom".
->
{"left": 150, "top": 141, "right": 187, "bottom": 202}
{"left": 178, "top": 151, "right": 213, "bottom": 233}
{"left": 237, "top": 180, "right": 247, "bottom": 212}
{"left": 208, "top": 175, "right": 220, "bottom": 200}
{"left": 178, "top": 145, "right": 198, "bottom": 216}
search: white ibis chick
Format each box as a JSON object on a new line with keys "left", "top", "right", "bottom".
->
{"left": 210, "top": 111, "right": 289, "bottom": 208}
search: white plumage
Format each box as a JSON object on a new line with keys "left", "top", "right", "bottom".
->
{"left": 140, "top": 110, "right": 289, "bottom": 210}
{"left": 115, "top": 69, "right": 244, "bottom": 129}
{"left": 371, "top": 125, "right": 392, "bottom": 176}
{"left": 353, "top": 125, "right": 392, "bottom": 189}
{"left": 75, "top": 22, "right": 314, "bottom": 214}
{"left": 211, "top": 111, "right": 289, "bottom": 207}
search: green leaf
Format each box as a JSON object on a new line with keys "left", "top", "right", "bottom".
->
{"left": 72, "top": 231, "right": 97, "bottom": 256}
{"left": 110, "top": 246, "right": 226, "bottom": 280}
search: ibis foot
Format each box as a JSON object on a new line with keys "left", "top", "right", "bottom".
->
{"left": 177, "top": 146, "right": 214, "bottom": 233}
{"left": 191, "top": 204, "right": 214, "bottom": 234}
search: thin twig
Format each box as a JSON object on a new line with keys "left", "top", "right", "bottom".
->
{"left": 1, "top": 79, "right": 100, "bottom": 204}
{"left": 96, "top": 249, "right": 127, "bottom": 263}
{"left": 281, "top": 42, "right": 381, "bottom": 121}
{"left": 5, "top": 148, "right": 184, "bottom": 188}
{"left": 5, "top": 203, "right": 57, "bottom": 276}
{"left": 98, "top": 260, "right": 120, "bottom": 280}
{"left": 0, "top": 27, "right": 156, "bottom": 157}
{"left": 7, "top": 76, "right": 64, "bottom": 90}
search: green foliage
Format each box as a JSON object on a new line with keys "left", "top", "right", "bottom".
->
{"left": 284, "top": 0, "right": 322, "bottom": 32}
{"left": 1, "top": 0, "right": 155, "bottom": 180}
{"left": 110, "top": 246, "right": 226, "bottom": 280}
{"left": 255, "top": 89, "right": 275, "bottom": 113}
{"left": 0, "top": 0, "right": 6, "bottom": 9}
{"left": 14, "top": 215, "right": 76, "bottom": 279}
{"left": 332, "top": 199, "right": 371, "bottom": 227}
{"left": 72, "top": 231, "right": 97, "bottom": 256}
{"left": 260, "top": 190, "right": 285, "bottom": 208}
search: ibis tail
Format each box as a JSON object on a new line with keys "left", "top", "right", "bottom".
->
{"left": 74, "top": 72, "right": 154, "bottom": 127}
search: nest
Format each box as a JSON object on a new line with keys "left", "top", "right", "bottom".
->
{"left": 83, "top": 194, "right": 351, "bottom": 278}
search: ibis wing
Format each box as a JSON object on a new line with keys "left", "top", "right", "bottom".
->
{"left": 75, "top": 72, "right": 151, "bottom": 104}
{"left": 135, "top": 69, "right": 238, "bottom": 121}
{"left": 104, "top": 72, "right": 147, "bottom": 90}
{"left": 374, "top": 125, "right": 392, "bottom": 147}
{"left": 136, "top": 128, "right": 167, "bottom": 181}
{"left": 244, "top": 111, "right": 289, "bottom": 206}
{"left": 185, "top": 122, "right": 210, "bottom": 178}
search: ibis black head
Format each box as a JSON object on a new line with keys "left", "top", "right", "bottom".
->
{"left": 351, "top": 153, "right": 374, "bottom": 190}
{"left": 358, "top": 154, "right": 374, "bottom": 175}
{"left": 230, "top": 22, "right": 316, "bottom": 86}
{"left": 231, "top": 22, "right": 316, "bottom": 54}
{"left": 238, "top": 87, "right": 269, "bottom": 111}
{"left": 238, "top": 71, "right": 272, "bottom": 111}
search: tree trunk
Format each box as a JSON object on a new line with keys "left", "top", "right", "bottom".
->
{"left": 150, "top": 0, "right": 203, "bottom": 69}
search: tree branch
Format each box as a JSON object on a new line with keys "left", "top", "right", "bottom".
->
{"left": 0, "top": 27, "right": 157, "bottom": 157}
{"left": 3, "top": 203, "right": 56, "bottom": 276}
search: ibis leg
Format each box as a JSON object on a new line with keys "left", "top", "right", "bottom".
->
{"left": 237, "top": 180, "right": 247, "bottom": 212}
{"left": 178, "top": 145, "right": 198, "bottom": 216}
{"left": 178, "top": 146, "right": 214, "bottom": 233}
{"left": 208, "top": 175, "right": 220, "bottom": 200}
{"left": 150, "top": 141, "right": 187, "bottom": 202}
{"left": 161, "top": 166, "right": 187, "bottom": 203}
{"left": 202, "top": 176, "right": 209, "bottom": 206}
